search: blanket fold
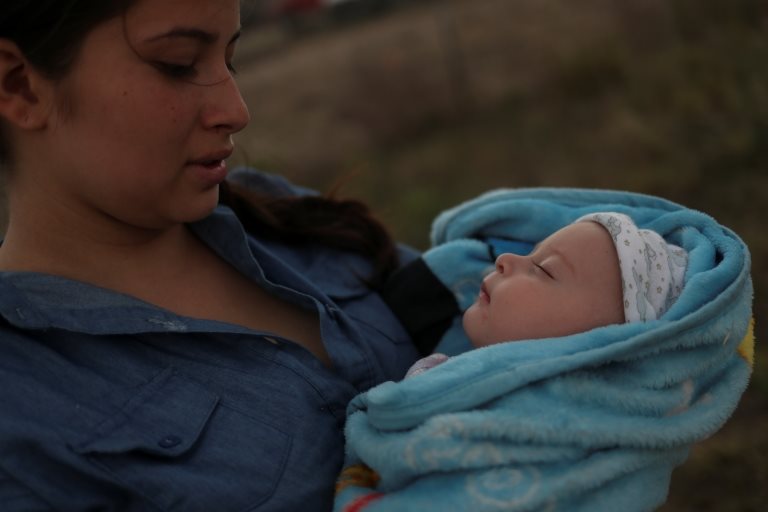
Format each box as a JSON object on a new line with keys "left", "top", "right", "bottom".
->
{"left": 335, "top": 188, "right": 754, "bottom": 512}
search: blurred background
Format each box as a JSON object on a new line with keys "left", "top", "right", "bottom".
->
{"left": 232, "top": 0, "right": 766, "bottom": 509}
{"left": 0, "top": 0, "right": 760, "bottom": 509}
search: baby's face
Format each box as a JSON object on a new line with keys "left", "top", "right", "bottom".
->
{"left": 462, "top": 222, "right": 624, "bottom": 347}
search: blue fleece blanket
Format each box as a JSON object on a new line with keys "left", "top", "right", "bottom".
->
{"left": 335, "top": 188, "right": 755, "bottom": 512}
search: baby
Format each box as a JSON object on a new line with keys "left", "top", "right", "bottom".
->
{"left": 406, "top": 212, "right": 689, "bottom": 376}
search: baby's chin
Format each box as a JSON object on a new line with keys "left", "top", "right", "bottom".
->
{"left": 460, "top": 307, "right": 481, "bottom": 347}
{"left": 462, "top": 311, "right": 531, "bottom": 348}
{"left": 469, "top": 335, "right": 521, "bottom": 349}
{"left": 462, "top": 310, "right": 503, "bottom": 348}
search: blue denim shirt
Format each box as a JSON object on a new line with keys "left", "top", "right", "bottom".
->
{"left": 0, "top": 170, "right": 419, "bottom": 511}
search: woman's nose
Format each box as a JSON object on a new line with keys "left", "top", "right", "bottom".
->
{"left": 202, "top": 76, "right": 250, "bottom": 135}
{"left": 495, "top": 253, "right": 521, "bottom": 274}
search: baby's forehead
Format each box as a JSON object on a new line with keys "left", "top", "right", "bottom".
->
{"left": 539, "top": 222, "right": 614, "bottom": 251}
{"left": 537, "top": 222, "right": 618, "bottom": 269}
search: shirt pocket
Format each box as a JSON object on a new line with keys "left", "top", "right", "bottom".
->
{"left": 67, "top": 368, "right": 291, "bottom": 512}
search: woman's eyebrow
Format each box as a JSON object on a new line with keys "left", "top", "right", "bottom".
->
{"left": 145, "top": 27, "right": 242, "bottom": 45}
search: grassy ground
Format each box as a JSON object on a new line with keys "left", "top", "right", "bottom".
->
{"left": 233, "top": 0, "right": 766, "bottom": 509}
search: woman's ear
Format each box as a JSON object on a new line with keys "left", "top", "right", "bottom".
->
{"left": 0, "top": 39, "right": 52, "bottom": 130}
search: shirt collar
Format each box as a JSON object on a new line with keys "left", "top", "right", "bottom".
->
{"left": 0, "top": 206, "right": 341, "bottom": 335}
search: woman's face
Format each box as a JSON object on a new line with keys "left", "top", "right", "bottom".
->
{"left": 38, "top": 0, "right": 249, "bottom": 229}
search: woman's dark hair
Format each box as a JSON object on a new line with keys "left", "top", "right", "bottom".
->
{"left": 1, "top": 0, "right": 400, "bottom": 286}
{"left": 0, "top": 1, "right": 133, "bottom": 164}
{"left": 219, "top": 181, "right": 400, "bottom": 288}
{"left": 0, "top": 1, "right": 131, "bottom": 80}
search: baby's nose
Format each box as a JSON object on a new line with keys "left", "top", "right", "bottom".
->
{"left": 495, "top": 253, "right": 520, "bottom": 274}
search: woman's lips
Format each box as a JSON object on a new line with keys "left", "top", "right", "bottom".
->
{"left": 188, "top": 159, "right": 227, "bottom": 187}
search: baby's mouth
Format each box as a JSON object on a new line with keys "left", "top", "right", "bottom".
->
{"left": 479, "top": 282, "right": 491, "bottom": 303}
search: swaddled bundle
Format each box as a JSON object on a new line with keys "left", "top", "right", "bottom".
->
{"left": 335, "top": 188, "right": 754, "bottom": 512}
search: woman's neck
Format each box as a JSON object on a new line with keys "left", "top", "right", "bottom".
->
{"left": 0, "top": 186, "right": 205, "bottom": 295}
{"left": 1, "top": 184, "right": 331, "bottom": 364}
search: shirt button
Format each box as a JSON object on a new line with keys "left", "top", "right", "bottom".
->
{"left": 158, "top": 435, "right": 182, "bottom": 449}
{"left": 325, "top": 305, "right": 339, "bottom": 319}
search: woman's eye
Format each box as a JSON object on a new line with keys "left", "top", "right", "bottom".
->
{"left": 153, "top": 62, "right": 198, "bottom": 79}
{"left": 226, "top": 61, "right": 238, "bottom": 75}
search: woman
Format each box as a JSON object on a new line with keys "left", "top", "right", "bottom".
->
{"left": 0, "top": 1, "right": 420, "bottom": 510}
